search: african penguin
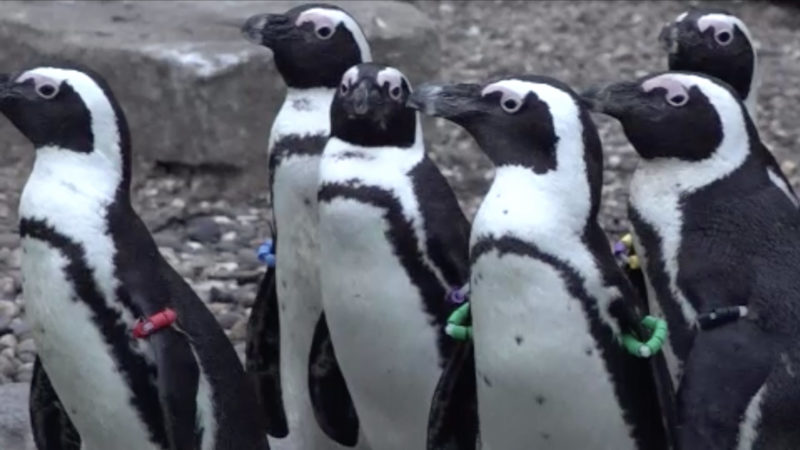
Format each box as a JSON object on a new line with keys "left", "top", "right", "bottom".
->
{"left": 658, "top": 7, "right": 796, "bottom": 206}
{"left": 0, "top": 65, "right": 268, "bottom": 450}
{"left": 585, "top": 71, "right": 800, "bottom": 450}
{"left": 241, "top": 4, "right": 371, "bottom": 449}
{"left": 660, "top": 8, "right": 759, "bottom": 115}
{"left": 409, "top": 76, "right": 673, "bottom": 450}
{"left": 318, "top": 63, "right": 472, "bottom": 450}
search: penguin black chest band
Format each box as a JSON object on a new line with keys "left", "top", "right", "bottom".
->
{"left": 132, "top": 308, "right": 178, "bottom": 339}
{"left": 696, "top": 305, "right": 748, "bottom": 331}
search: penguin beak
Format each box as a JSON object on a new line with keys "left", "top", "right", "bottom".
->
{"left": 580, "top": 81, "right": 643, "bottom": 120}
{"left": 0, "top": 74, "right": 15, "bottom": 103}
{"left": 658, "top": 22, "right": 680, "bottom": 55}
{"left": 407, "top": 82, "right": 482, "bottom": 120}
{"left": 348, "top": 83, "right": 372, "bottom": 116}
{"left": 241, "top": 13, "right": 294, "bottom": 47}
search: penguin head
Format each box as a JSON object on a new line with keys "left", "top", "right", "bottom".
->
{"left": 0, "top": 64, "right": 131, "bottom": 191}
{"left": 0, "top": 65, "right": 129, "bottom": 158}
{"left": 583, "top": 72, "right": 752, "bottom": 162}
{"left": 330, "top": 63, "right": 417, "bottom": 148}
{"left": 408, "top": 75, "right": 601, "bottom": 172}
{"left": 659, "top": 8, "right": 756, "bottom": 102}
{"left": 242, "top": 4, "right": 371, "bottom": 89}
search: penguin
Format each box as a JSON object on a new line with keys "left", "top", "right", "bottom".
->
{"left": 659, "top": 8, "right": 759, "bottom": 115}
{"left": 408, "top": 76, "right": 674, "bottom": 450}
{"left": 241, "top": 4, "right": 371, "bottom": 449}
{"left": 0, "top": 64, "right": 268, "bottom": 449}
{"left": 658, "top": 7, "right": 796, "bottom": 204}
{"left": 318, "top": 63, "right": 474, "bottom": 450}
{"left": 618, "top": 7, "right": 796, "bottom": 338}
{"left": 584, "top": 71, "right": 800, "bottom": 449}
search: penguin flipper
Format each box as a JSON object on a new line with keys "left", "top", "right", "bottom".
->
{"left": 148, "top": 326, "right": 202, "bottom": 450}
{"left": 29, "top": 357, "right": 82, "bottom": 450}
{"left": 308, "top": 313, "right": 360, "bottom": 446}
{"left": 245, "top": 263, "right": 288, "bottom": 437}
{"left": 427, "top": 341, "right": 479, "bottom": 450}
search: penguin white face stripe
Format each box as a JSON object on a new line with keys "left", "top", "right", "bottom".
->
{"left": 17, "top": 67, "right": 123, "bottom": 172}
{"left": 297, "top": 8, "right": 372, "bottom": 63}
{"left": 630, "top": 73, "right": 751, "bottom": 327}
{"left": 470, "top": 80, "right": 622, "bottom": 335}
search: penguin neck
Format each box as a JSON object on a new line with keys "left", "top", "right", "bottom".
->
{"left": 270, "top": 87, "right": 336, "bottom": 146}
{"left": 631, "top": 105, "right": 750, "bottom": 201}
{"left": 21, "top": 143, "right": 129, "bottom": 221}
{"left": 324, "top": 115, "right": 425, "bottom": 164}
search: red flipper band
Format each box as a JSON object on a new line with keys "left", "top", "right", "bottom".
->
{"left": 132, "top": 308, "right": 178, "bottom": 339}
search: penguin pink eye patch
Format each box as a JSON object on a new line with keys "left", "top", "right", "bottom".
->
{"left": 376, "top": 68, "right": 409, "bottom": 100}
{"left": 16, "top": 72, "right": 61, "bottom": 99}
{"left": 296, "top": 10, "right": 337, "bottom": 39}
{"left": 481, "top": 82, "right": 524, "bottom": 113}
{"left": 642, "top": 75, "right": 690, "bottom": 107}
{"left": 697, "top": 15, "right": 736, "bottom": 45}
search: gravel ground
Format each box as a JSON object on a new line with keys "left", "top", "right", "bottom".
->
{"left": 0, "top": 0, "right": 798, "bottom": 384}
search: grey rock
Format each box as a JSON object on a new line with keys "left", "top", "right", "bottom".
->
{"left": 0, "top": 0, "right": 439, "bottom": 195}
{"left": 209, "top": 286, "right": 236, "bottom": 304}
{"left": 9, "top": 319, "right": 32, "bottom": 341}
{"left": 229, "top": 317, "right": 249, "bottom": 342}
{"left": 0, "top": 334, "right": 17, "bottom": 350}
{"left": 0, "top": 383, "right": 35, "bottom": 450}
{"left": 16, "top": 339, "right": 35, "bottom": 355}
{"left": 216, "top": 312, "right": 241, "bottom": 330}
{"left": 16, "top": 352, "right": 35, "bottom": 365}
{"left": 186, "top": 216, "right": 221, "bottom": 244}
{"left": 0, "top": 355, "right": 17, "bottom": 378}
{"left": 0, "top": 301, "right": 19, "bottom": 321}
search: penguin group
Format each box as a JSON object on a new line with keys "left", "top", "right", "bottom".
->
{"left": 0, "top": 3, "right": 797, "bottom": 450}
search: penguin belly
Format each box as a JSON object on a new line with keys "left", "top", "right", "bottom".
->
{"left": 471, "top": 252, "right": 636, "bottom": 450}
{"left": 319, "top": 197, "right": 442, "bottom": 450}
{"left": 271, "top": 155, "right": 349, "bottom": 450}
{"left": 22, "top": 238, "right": 162, "bottom": 450}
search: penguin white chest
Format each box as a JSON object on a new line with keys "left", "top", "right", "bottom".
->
{"left": 470, "top": 252, "right": 635, "bottom": 450}
{"left": 318, "top": 197, "right": 442, "bottom": 450}
{"left": 21, "top": 238, "right": 160, "bottom": 450}
{"left": 270, "top": 153, "right": 331, "bottom": 445}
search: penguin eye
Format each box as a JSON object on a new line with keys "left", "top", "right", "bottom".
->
{"left": 36, "top": 83, "right": 59, "bottom": 100}
{"left": 315, "top": 26, "right": 333, "bottom": 39}
{"left": 715, "top": 30, "right": 732, "bottom": 45}
{"left": 667, "top": 93, "right": 688, "bottom": 107}
{"left": 501, "top": 98, "right": 522, "bottom": 114}
{"left": 389, "top": 86, "right": 402, "bottom": 100}
{"left": 340, "top": 82, "right": 349, "bottom": 95}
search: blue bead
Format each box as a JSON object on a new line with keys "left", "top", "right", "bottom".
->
{"left": 257, "top": 239, "right": 275, "bottom": 266}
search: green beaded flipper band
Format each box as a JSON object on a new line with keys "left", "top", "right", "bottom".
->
{"left": 620, "top": 315, "right": 668, "bottom": 358}
{"left": 445, "top": 302, "right": 472, "bottom": 341}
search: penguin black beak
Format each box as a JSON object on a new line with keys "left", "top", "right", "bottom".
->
{"left": 659, "top": 22, "right": 679, "bottom": 55}
{"left": 407, "top": 82, "right": 482, "bottom": 120}
{"left": 580, "top": 81, "right": 643, "bottom": 120}
{"left": 0, "top": 74, "right": 14, "bottom": 103}
{"left": 349, "top": 83, "right": 372, "bottom": 116}
{"left": 241, "top": 13, "right": 293, "bottom": 47}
